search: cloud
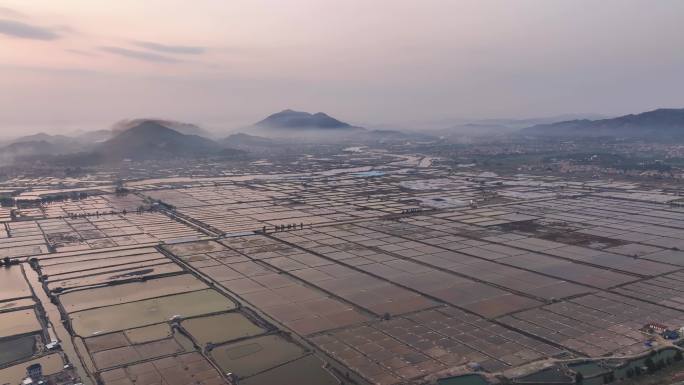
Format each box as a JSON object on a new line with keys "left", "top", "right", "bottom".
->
{"left": 0, "top": 6, "right": 25, "bottom": 19}
{"left": 135, "top": 41, "right": 205, "bottom": 55}
{"left": 0, "top": 19, "right": 59, "bottom": 40}
{"left": 66, "top": 49, "right": 98, "bottom": 57}
{"left": 53, "top": 25, "right": 79, "bottom": 35}
{"left": 100, "top": 46, "right": 180, "bottom": 63}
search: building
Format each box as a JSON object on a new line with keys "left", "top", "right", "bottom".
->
{"left": 22, "top": 363, "right": 44, "bottom": 384}
{"left": 643, "top": 322, "right": 668, "bottom": 334}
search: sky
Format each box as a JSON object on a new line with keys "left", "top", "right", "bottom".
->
{"left": 1, "top": 0, "right": 684, "bottom": 135}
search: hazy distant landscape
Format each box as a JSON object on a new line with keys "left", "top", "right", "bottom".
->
{"left": 3, "top": 107, "right": 684, "bottom": 182}
{"left": 3, "top": 2, "right": 684, "bottom": 385}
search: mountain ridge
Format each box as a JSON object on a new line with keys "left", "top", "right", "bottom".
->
{"left": 96, "top": 121, "right": 223, "bottom": 161}
{"left": 254, "top": 109, "right": 358, "bottom": 130}
{"left": 522, "top": 108, "right": 684, "bottom": 138}
{"left": 112, "top": 118, "right": 212, "bottom": 137}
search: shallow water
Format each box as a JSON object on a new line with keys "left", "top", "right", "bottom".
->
{"left": 69, "top": 289, "right": 236, "bottom": 336}
{"left": 124, "top": 323, "right": 172, "bottom": 344}
{"left": 0, "top": 309, "right": 42, "bottom": 338}
{"left": 39, "top": 247, "right": 159, "bottom": 266}
{"left": 91, "top": 337, "right": 187, "bottom": 370}
{"left": 98, "top": 351, "right": 224, "bottom": 385}
{"left": 47, "top": 262, "right": 182, "bottom": 290}
{"left": 0, "top": 298, "right": 36, "bottom": 312}
{"left": 59, "top": 274, "right": 207, "bottom": 312}
{"left": 46, "top": 257, "right": 170, "bottom": 282}
{"left": 182, "top": 312, "right": 265, "bottom": 346}
{"left": 0, "top": 335, "right": 36, "bottom": 366}
{"left": 41, "top": 252, "right": 164, "bottom": 275}
{"left": 210, "top": 334, "right": 306, "bottom": 378}
{"left": 241, "top": 354, "right": 340, "bottom": 385}
{"left": 164, "top": 240, "right": 226, "bottom": 256}
{"left": 0, "top": 265, "right": 31, "bottom": 300}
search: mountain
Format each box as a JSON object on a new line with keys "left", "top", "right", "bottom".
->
{"left": 417, "top": 114, "right": 606, "bottom": 137}
{"left": 7, "top": 132, "right": 75, "bottom": 146}
{"left": 0, "top": 141, "right": 55, "bottom": 164}
{"left": 1, "top": 133, "right": 83, "bottom": 155}
{"left": 96, "top": 121, "right": 223, "bottom": 161}
{"left": 0, "top": 120, "right": 245, "bottom": 166}
{"left": 254, "top": 109, "right": 357, "bottom": 130}
{"left": 0, "top": 140, "right": 78, "bottom": 166}
{"left": 242, "top": 109, "right": 437, "bottom": 144}
{"left": 522, "top": 108, "right": 684, "bottom": 139}
{"left": 4, "top": 140, "right": 57, "bottom": 153}
{"left": 4, "top": 130, "right": 114, "bottom": 148}
{"left": 0, "top": 131, "right": 103, "bottom": 165}
{"left": 112, "top": 119, "right": 212, "bottom": 137}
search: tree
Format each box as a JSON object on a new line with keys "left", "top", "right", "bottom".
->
{"left": 645, "top": 357, "right": 656, "bottom": 374}
{"left": 626, "top": 368, "right": 634, "bottom": 378}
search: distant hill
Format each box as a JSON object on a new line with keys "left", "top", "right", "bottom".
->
{"left": 0, "top": 140, "right": 69, "bottom": 166}
{"left": 246, "top": 109, "right": 435, "bottom": 143}
{"left": 254, "top": 109, "right": 358, "bottom": 131}
{"left": 522, "top": 108, "right": 684, "bottom": 138}
{"left": 96, "top": 121, "right": 223, "bottom": 161}
{"left": 0, "top": 120, "right": 246, "bottom": 166}
{"left": 4, "top": 140, "right": 56, "bottom": 153}
{"left": 112, "top": 119, "right": 212, "bottom": 137}
{"left": 0, "top": 133, "right": 84, "bottom": 161}
{"left": 0, "top": 140, "right": 57, "bottom": 161}
{"left": 418, "top": 114, "right": 606, "bottom": 137}
{"left": 5, "top": 130, "right": 113, "bottom": 147}
{"left": 8, "top": 132, "right": 76, "bottom": 146}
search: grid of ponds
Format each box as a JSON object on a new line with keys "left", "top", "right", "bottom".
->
{"left": 4, "top": 167, "right": 684, "bottom": 385}
{"left": 20, "top": 242, "right": 344, "bottom": 385}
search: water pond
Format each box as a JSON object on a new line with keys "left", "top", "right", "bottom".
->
{"left": 182, "top": 312, "right": 266, "bottom": 346}
{"left": 69, "top": 289, "right": 236, "bottom": 336}
{"left": 210, "top": 334, "right": 306, "bottom": 378}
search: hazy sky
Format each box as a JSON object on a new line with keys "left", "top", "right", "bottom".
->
{"left": 1, "top": 0, "right": 684, "bottom": 135}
